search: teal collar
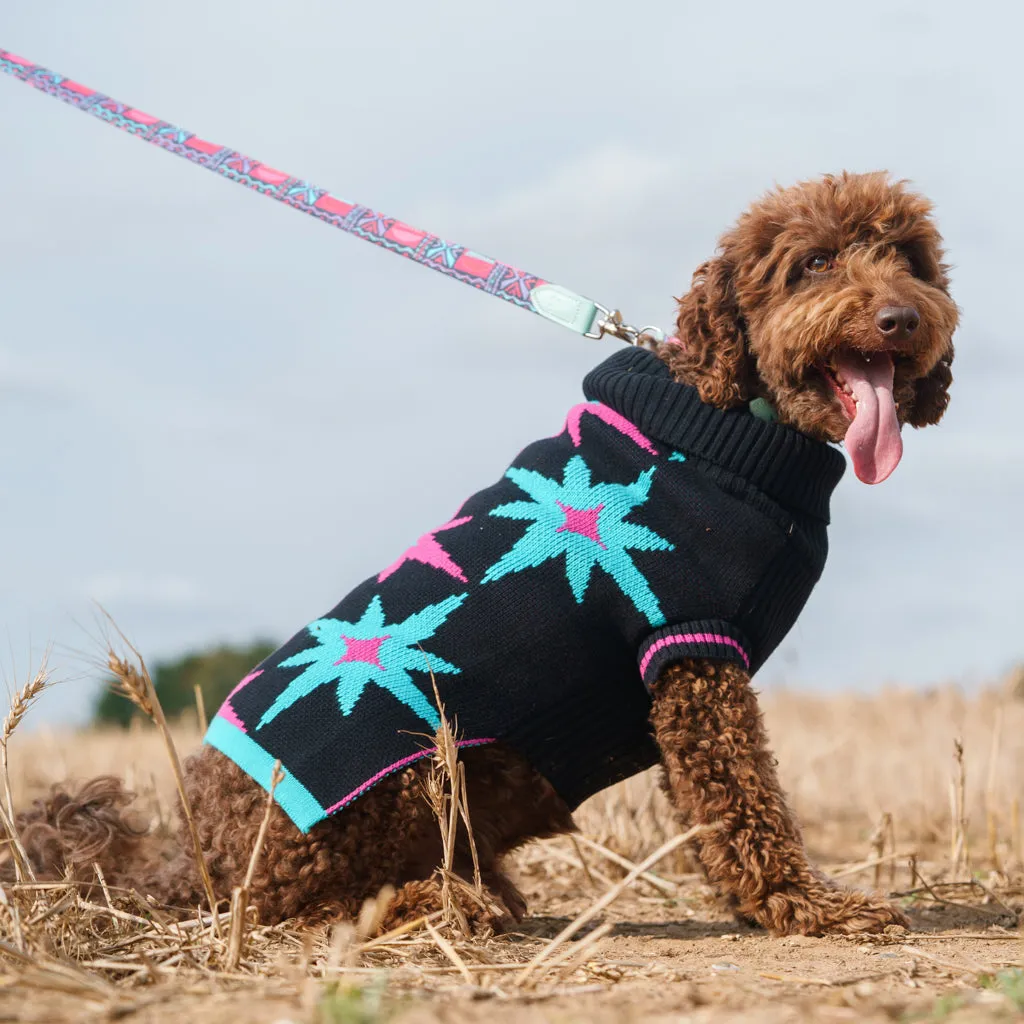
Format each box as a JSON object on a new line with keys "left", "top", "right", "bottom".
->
{"left": 748, "top": 397, "right": 778, "bottom": 423}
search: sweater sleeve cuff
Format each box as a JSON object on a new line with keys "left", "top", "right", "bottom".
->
{"left": 638, "top": 620, "right": 752, "bottom": 691}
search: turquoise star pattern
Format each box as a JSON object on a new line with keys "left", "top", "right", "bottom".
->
{"left": 482, "top": 455, "right": 673, "bottom": 625}
{"left": 257, "top": 592, "right": 466, "bottom": 730}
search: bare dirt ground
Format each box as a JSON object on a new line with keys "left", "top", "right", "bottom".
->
{"left": 1, "top": 678, "right": 1022, "bottom": 1023}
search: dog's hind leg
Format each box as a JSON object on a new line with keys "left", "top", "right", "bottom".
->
{"left": 648, "top": 658, "right": 909, "bottom": 936}
{"left": 180, "top": 747, "right": 442, "bottom": 925}
{"left": 189, "top": 742, "right": 569, "bottom": 931}
{"left": 378, "top": 742, "right": 576, "bottom": 935}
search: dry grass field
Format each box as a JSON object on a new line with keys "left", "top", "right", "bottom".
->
{"left": 1, "top": 663, "right": 1022, "bottom": 1024}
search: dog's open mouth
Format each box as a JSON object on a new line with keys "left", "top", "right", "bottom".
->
{"left": 817, "top": 349, "right": 903, "bottom": 485}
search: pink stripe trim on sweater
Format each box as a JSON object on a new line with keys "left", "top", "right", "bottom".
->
{"left": 639, "top": 632, "right": 750, "bottom": 678}
{"left": 324, "top": 737, "right": 495, "bottom": 815}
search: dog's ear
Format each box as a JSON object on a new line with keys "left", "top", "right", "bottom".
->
{"left": 672, "top": 257, "right": 752, "bottom": 407}
{"left": 905, "top": 346, "right": 954, "bottom": 427}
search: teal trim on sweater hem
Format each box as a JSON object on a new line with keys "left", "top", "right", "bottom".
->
{"left": 205, "top": 716, "right": 326, "bottom": 833}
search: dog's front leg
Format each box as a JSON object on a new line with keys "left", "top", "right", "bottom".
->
{"left": 648, "top": 657, "right": 908, "bottom": 936}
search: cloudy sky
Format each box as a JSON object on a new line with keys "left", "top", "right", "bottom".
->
{"left": 2, "top": 1, "right": 1021, "bottom": 728}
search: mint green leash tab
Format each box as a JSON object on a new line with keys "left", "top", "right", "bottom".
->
{"left": 530, "top": 284, "right": 602, "bottom": 336}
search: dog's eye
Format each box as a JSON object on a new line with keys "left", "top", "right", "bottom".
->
{"left": 804, "top": 255, "right": 834, "bottom": 274}
{"left": 896, "top": 243, "right": 935, "bottom": 282}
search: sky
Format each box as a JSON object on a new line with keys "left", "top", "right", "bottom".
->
{"left": 1, "top": 1, "right": 1022, "bottom": 728}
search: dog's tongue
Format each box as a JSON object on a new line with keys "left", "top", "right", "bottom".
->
{"left": 836, "top": 350, "right": 903, "bottom": 484}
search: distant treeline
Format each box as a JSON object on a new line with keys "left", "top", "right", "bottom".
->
{"left": 94, "top": 640, "right": 277, "bottom": 727}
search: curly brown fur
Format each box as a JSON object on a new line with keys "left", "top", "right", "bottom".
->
{"left": 648, "top": 659, "right": 908, "bottom": 935}
{"left": 15, "top": 743, "right": 573, "bottom": 931}
{"left": 14, "top": 171, "right": 952, "bottom": 938}
{"left": 10, "top": 777, "right": 153, "bottom": 890}
{"left": 666, "top": 171, "right": 959, "bottom": 439}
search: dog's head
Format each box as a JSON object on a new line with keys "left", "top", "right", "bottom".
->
{"left": 663, "top": 172, "right": 959, "bottom": 483}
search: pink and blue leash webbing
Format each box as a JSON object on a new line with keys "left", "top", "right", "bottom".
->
{"left": 0, "top": 48, "right": 668, "bottom": 349}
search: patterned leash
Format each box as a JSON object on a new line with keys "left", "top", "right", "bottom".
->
{"left": 0, "top": 48, "right": 669, "bottom": 349}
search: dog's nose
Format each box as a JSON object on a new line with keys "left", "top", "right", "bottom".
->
{"left": 875, "top": 305, "right": 920, "bottom": 340}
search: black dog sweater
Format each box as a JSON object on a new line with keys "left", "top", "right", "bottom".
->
{"left": 206, "top": 347, "right": 846, "bottom": 832}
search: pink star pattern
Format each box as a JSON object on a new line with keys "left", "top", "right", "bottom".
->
{"left": 563, "top": 403, "right": 658, "bottom": 455}
{"left": 334, "top": 635, "right": 388, "bottom": 670}
{"left": 377, "top": 515, "right": 473, "bottom": 583}
{"left": 556, "top": 501, "right": 607, "bottom": 548}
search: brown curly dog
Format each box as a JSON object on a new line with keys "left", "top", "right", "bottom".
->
{"left": 13, "top": 171, "right": 958, "bottom": 937}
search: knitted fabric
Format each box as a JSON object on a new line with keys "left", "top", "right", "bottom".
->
{"left": 206, "top": 348, "right": 846, "bottom": 832}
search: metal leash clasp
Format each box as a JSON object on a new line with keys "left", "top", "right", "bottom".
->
{"left": 585, "top": 304, "right": 666, "bottom": 350}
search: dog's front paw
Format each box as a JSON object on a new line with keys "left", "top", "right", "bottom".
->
{"left": 758, "top": 886, "right": 909, "bottom": 937}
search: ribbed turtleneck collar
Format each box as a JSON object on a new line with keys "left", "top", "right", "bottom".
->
{"left": 583, "top": 347, "right": 846, "bottom": 522}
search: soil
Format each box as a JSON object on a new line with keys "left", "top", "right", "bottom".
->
{"left": 17, "top": 876, "right": 1014, "bottom": 1024}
